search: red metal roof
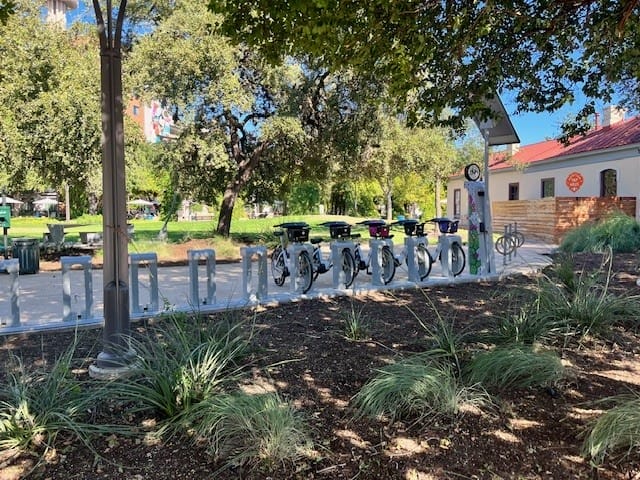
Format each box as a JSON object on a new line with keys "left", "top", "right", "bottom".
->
{"left": 489, "top": 115, "right": 640, "bottom": 171}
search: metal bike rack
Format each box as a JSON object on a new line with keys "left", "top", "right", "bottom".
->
{"left": 129, "top": 253, "right": 159, "bottom": 315}
{"left": 188, "top": 249, "right": 216, "bottom": 306}
{"left": 61, "top": 255, "right": 94, "bottom": 322}
{"left": 330, "top": 240, "right": 356, "bottom": 289}
{"left": 403, "top": 236, "right": 424, "bottom": 283}
{"left": 286, "top": 243, "right": 314, "bottom": 293}
{"left": 438, "top": 235, "right": 463, "bottom": 279}
{"left": 369, "top": 239, "right": 394, "bottom": 286}
{"left": 240, "top": 246, "right": 268, "bottom": 302}
{"left": 0, "top": 259, "right": 20, "bottom": 327}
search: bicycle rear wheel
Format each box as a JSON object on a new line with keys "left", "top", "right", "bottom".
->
{"left": 271, "top": 246, "right": 286, "bottom": 286}
{"left": 340, "top": 248, "right": 357, "bottom": 288}
{"left": 415, "top": 243, "right": 433, "bottom": 281}
{"left": 381, "top": 246, "right": 396, "bottom": 284}
{"left": 451, "top": 242, "right": 466, "bottom": 276}
{"left": 296, "top": 250, "right": 313, "bottom": 293}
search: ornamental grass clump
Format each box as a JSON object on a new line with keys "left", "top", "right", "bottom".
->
{"left": 342, "top": 301, "right": 370, "bottom": 341}
{"left": 109, "top": 313, "right": 250, "bottom": 422}
{"left": 353, "top": 353, "right": 490, "bottom": 422}
{"left": 187, "top": 392, "right": 311, "bottom": 468}
{"left": 465, "top": 345, "right": 565, "bottom": 391}
{"left": 536, "top": 257, "right": 640, "bottom": 337}
{"left": 582, "top": 394, "right": 640, "bottom": 465}
{"left": 560, "top": 212, "right": 640, "bottom": 253}
{"left": 0, "top": 339, "right": 123, "bottom": 454}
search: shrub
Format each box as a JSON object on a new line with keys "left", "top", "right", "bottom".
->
{"left": 560, "top": 213, "right": 640, "bottom": 253}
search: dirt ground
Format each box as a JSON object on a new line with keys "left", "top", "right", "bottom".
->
{"left": 1, "top": 252, "right": 640, "bottom": 479}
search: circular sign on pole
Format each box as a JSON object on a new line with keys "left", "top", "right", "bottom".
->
{"left": 464, "top": 163, "right": 482, "bottom": 181}
{"left": 565, "top": 172, "right": 584, "bottom": 192}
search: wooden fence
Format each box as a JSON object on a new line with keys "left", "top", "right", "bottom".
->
{"left": 492, "top": 196, "right": 637, "bottom": 243}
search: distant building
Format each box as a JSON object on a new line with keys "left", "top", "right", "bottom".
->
{"left": 128, "top": 97, "right": 180, "bottom": 143}
{"left": 448, "top": 106, "right": 640, "bottom": 242}
{"left": 45, "top": 0, "right": 77, "bottom": 27}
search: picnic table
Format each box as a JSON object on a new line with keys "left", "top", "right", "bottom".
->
{"left": 45, "top": 223, "right": 90, "bottom": 244}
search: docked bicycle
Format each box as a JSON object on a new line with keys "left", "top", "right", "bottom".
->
{"left": 390, "top": 219, "right": 432, "bottom": 281}
{"left": 425, "top": 217, "right": 466, "bottom": 277}
{"left": 352, "top": 220, "right": 396, "bottom": 285}
{"left": 271, "top": 222, "right": 314, "bottom": 293}
{"left": 309, "top": 221, "right": 358, "bottom": 288}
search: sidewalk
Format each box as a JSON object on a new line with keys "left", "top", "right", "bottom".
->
{"left": 0, "top": 240, "right": 556, "bottom": 335}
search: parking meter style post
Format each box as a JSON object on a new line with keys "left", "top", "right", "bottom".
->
{"left": 464, "top": 179, "right": 491, "bottom": 276}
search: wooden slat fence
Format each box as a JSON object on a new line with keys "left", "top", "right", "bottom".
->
{"left": 492, "top": 197, "right": 637, "bottom": 243}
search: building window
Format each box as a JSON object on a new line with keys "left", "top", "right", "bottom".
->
{"left": 541, "top": 178, "right": 555, "bottom": 198}
{"left": 453, "top": 189, "right": 461, "bottom": 218}
{"left": 508, "top": 183, "right": 519, "bottom": 200}
{"left": 132, "top": 105, "right": 140, "bottom": 116}
{"left": 600, "top": 169, "right": 617, "bottom": 197}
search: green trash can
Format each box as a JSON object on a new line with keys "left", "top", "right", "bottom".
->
{"left": 12, "top": 238, "right": 40, "bottom": 274}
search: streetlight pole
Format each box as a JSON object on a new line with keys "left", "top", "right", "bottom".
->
{"left": 89, "top": 0, "right": 133, "bottom": 377}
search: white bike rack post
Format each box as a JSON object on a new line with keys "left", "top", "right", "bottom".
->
{"left": 439, "top": 235, "right": 463, "bottom": 279}
{"left": 0, "top": 259, "right": 20, "bottom": 327}
{"left": 369, "top": 239, "right": 393, "bottom": 286}
{"left": 188, "top": 249, "right": 216, "bottom": 306}
{"left": 404, "top": 237, "right": 422, "bottom": 283}
{"left": 330, "top": 240, "right": 355, "bottom": 289}
{"left": 61, "top": 256, "right": 93, "bottom": 322}
{"left": 129, "top": 252, "right": 159, "bottom": 315}
{"left": 286, "top": 243, "right": 313, "bottom": 293}
{"left": 241, "top": 246, "right": 268, "bottom": 301}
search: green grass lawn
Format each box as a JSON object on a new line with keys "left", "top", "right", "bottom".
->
{"left": 3, "top": 214, "right": 470, "bottom": 255}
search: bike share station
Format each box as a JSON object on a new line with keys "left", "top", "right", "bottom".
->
{"left": 466, "top": 94, "right": 521, "bottom": 277}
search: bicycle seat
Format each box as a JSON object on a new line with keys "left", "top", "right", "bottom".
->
{"left": 310, "top": 237, "right": 323, "bottom": 245}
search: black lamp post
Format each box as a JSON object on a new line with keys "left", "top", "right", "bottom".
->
{"left": 89, "top": 0, "right": 133, "bottom": 377}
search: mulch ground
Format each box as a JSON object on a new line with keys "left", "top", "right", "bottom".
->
{"left": 1, "top": 252, "right": 640, "bottom": 479}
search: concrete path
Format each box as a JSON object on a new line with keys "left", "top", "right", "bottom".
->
{"left": 0, "top": 240, "right": 556, "bottom": 335}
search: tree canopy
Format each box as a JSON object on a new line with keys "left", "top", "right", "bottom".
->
{"left": 210, "top": 0, "right": 640, "bottom": 134}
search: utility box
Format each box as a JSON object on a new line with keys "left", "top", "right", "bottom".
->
{"left": 0, "top": 205, "right": 10, "bottom": 228}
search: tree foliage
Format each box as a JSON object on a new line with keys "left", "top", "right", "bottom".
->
{"left": 210, "top": 0, "right": 640, "bottom": 136}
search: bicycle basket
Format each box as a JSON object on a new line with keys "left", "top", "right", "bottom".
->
{"left": 330, "top": 224, "right": 351, "bottom": 239}
{"left": 403, "top": 222, "right": 424, "bottom": 236}
{"left": 438, "top": 220, "right": 459, "bottom": 234}
{"left": 369, "top": 224, "right": 391, "bottom": 238}
{"left": 287, "top": 227, "right": 310, "bottom": 242}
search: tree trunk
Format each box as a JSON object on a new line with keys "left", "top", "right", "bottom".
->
{"left": 216, "top": 181, "right": 240, "bottom": 237}
{"left": 386, "top": 189, "right": 393, "bottom": 221}
{"left": 435, "top": 177, "right": 442, "bottom": 218}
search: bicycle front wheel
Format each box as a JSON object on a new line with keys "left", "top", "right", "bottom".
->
{"left": 451, "top": 242, "right": 466, "bottom": 276}
{"left": 271, "top": 246, "right": 287, "bottom": 286}
{"left": 296, "top": 250, "right": 313, "bottom": 294}
{"left": 381, "top": 246, "right": 396, "bottom": 284}
{"left": 340, "top": 248, "right": 357, "bottom": 288}
{"left": 415, "top": 243, "right": 433, "bottom": 281}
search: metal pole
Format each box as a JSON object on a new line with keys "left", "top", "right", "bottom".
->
{"left": 483, "top": 130, "right": 496, "bottom": 274}
{"left": 90, "top": 0, "right": 133, "bottom": 375}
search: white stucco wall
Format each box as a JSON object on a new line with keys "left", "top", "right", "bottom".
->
{"left": 448, "top": 146, "right": 640, "bottom": 222}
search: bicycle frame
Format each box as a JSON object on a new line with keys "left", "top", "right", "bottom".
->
{"left": 426, "top": 218, "right": 466, "bottom": 278}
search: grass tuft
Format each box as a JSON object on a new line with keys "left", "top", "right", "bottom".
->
{"left": 465, "top": 345, "right": 565, "bottom": 391}
{"left": 582, "top": 394, "right": 640, "bottom": 464}
{"left": 353, "top": 354, "right": 490, "bottom": 421}
{"left": 342, "top": 302, "right": 370, "bottom": 340}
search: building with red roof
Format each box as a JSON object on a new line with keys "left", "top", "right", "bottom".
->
{"left": 447, "top": 106, "right": 639, "bottom": 242}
